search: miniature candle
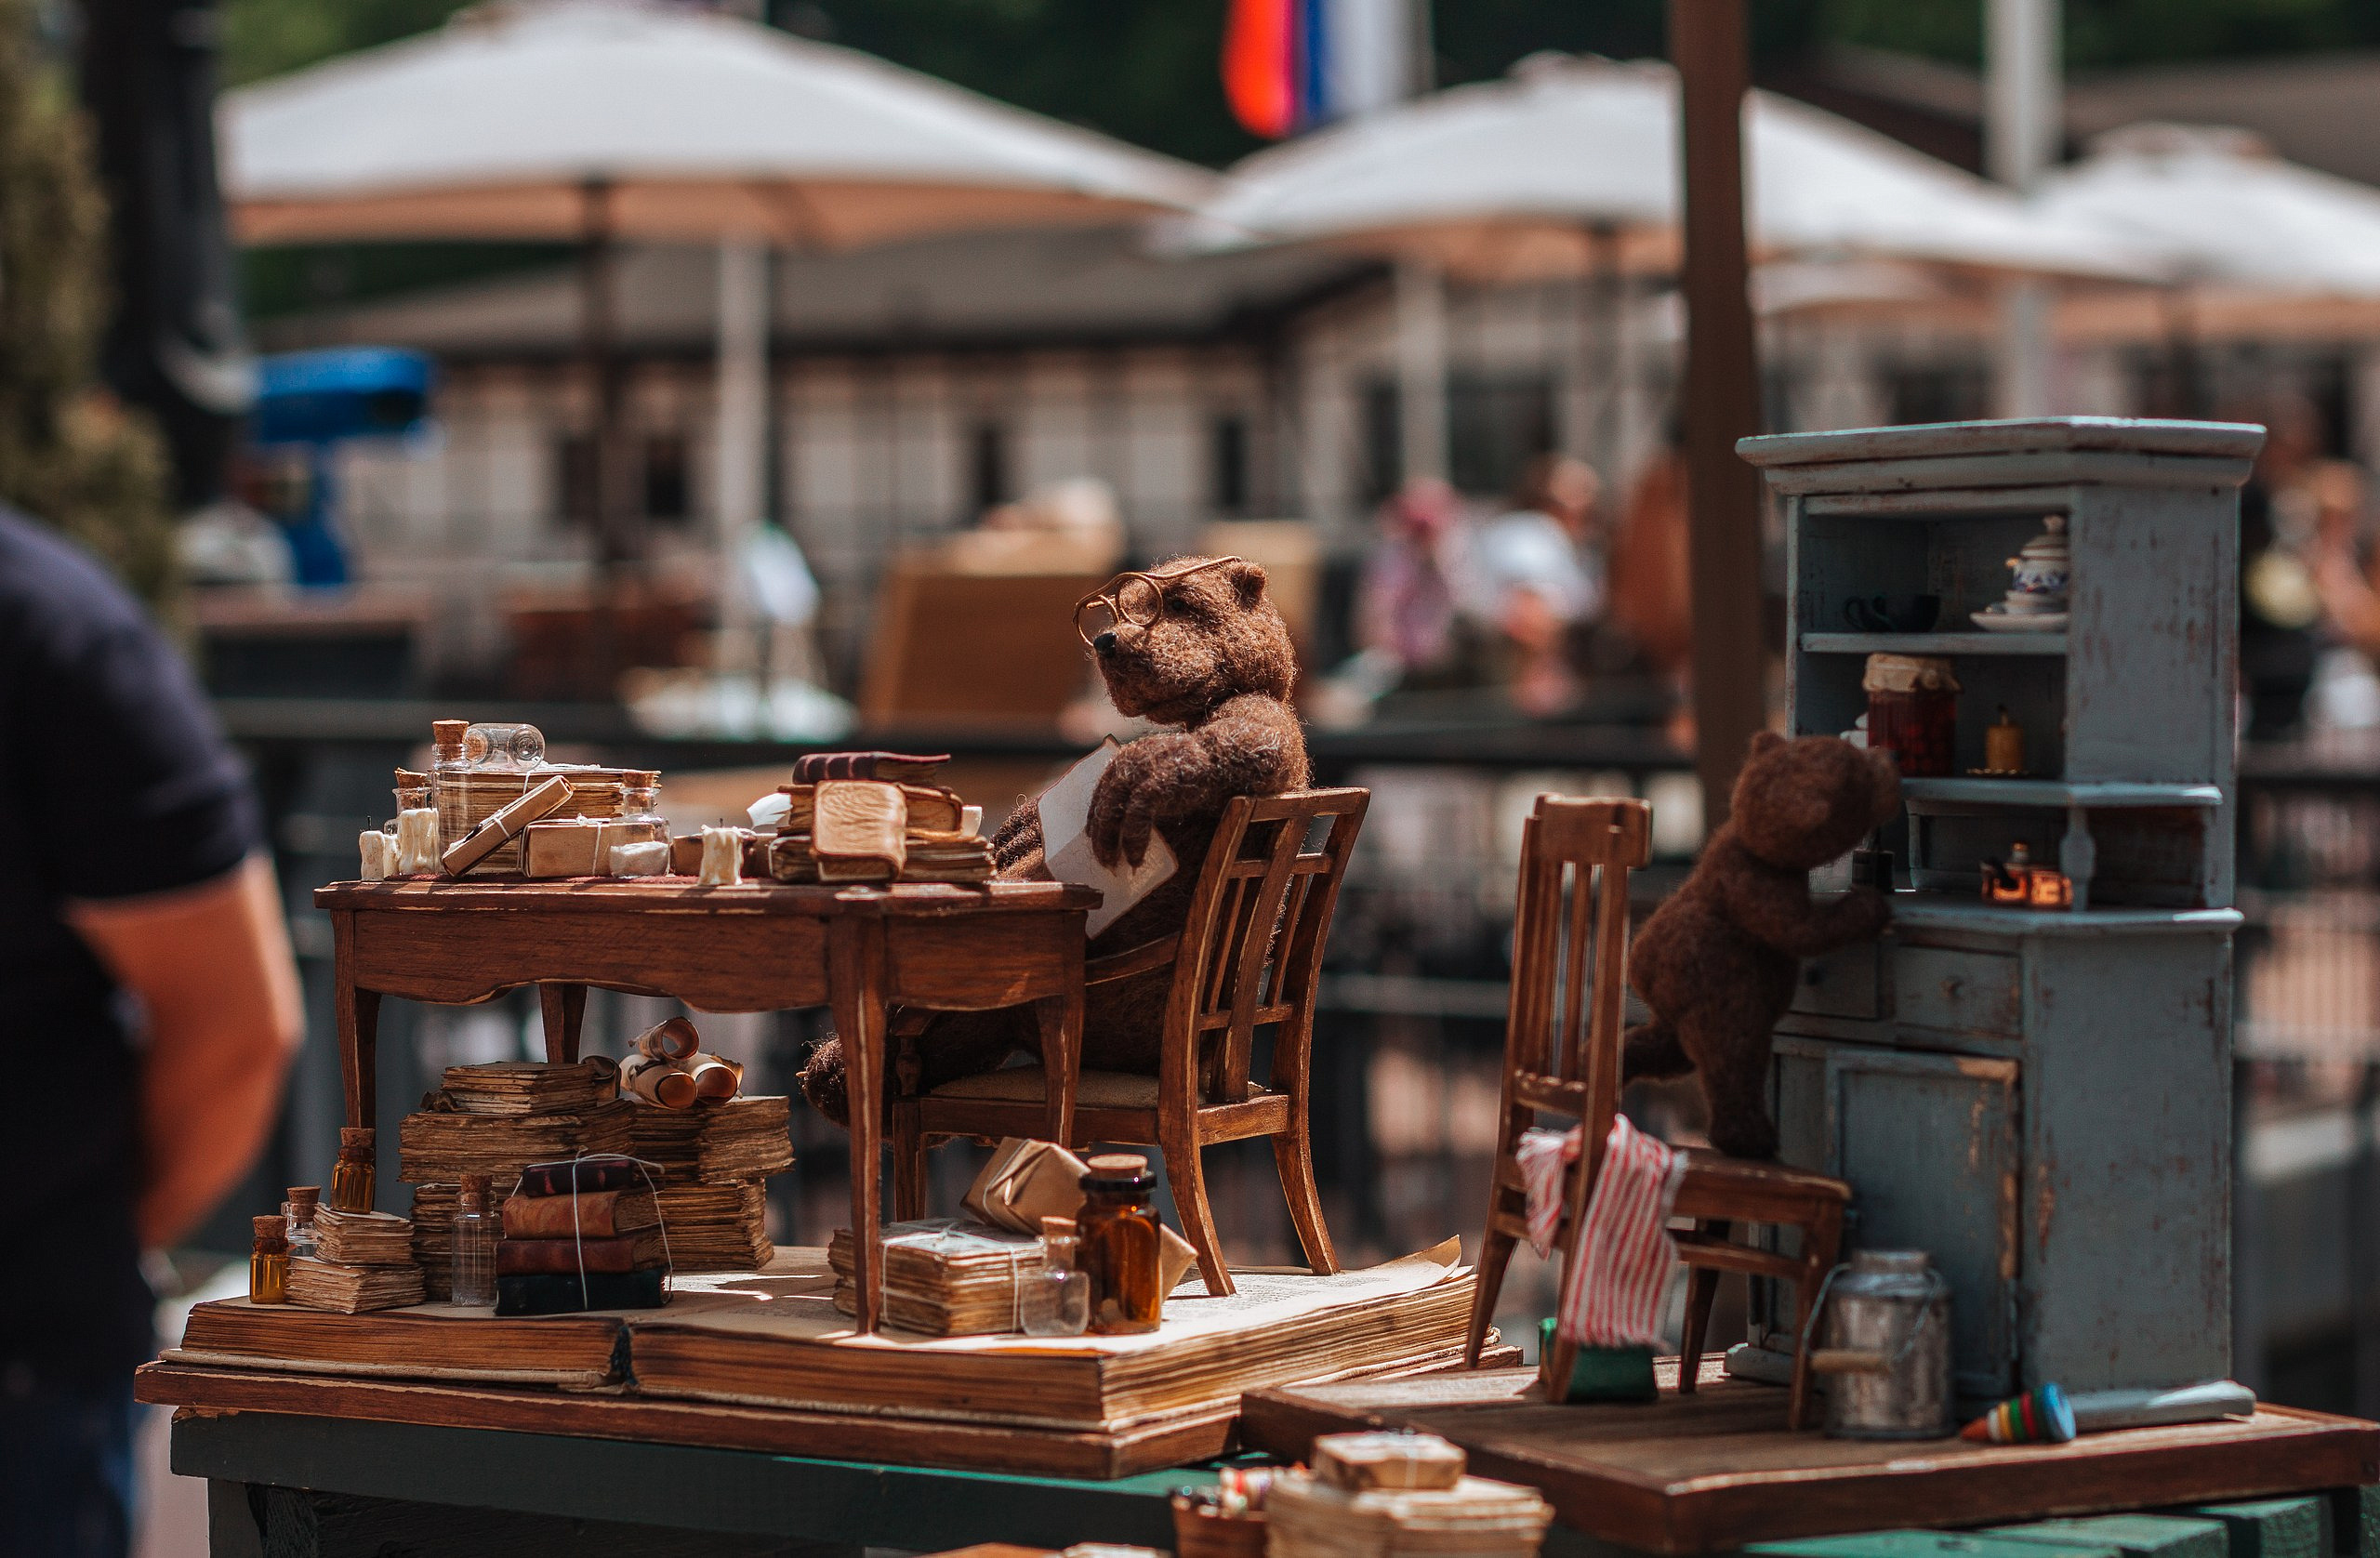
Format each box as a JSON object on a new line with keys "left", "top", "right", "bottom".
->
{"left": 359, "top": 830, "right": 395, "bottom": 881}
{"left": 1985, "top": 706, "right": 2026, "bottom": 774}
{"left": 698, "top": 825, "right": 743, "bottom": 887}
{"left": 395, "top": 808, "right": 442, "bottom": 875}
{"left": 611, "top": 839, "right": 670, "bottom": 877}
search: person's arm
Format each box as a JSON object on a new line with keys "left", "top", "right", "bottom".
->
{"left": 66, "top": 854, "right": 303, "bottom": 1248}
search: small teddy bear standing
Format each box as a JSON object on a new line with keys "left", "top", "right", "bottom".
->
{"left": 798, "top": 554, "right": 1306, "bottom": 1125}
{"left": 1622, "top": 732, "right": 1901, "bottom": 1159}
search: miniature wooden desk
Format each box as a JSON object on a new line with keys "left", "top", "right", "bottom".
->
{"left": 311, "top": 878, "right": 1099, "bottom": 1332}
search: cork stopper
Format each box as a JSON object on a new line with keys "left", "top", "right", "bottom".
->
{"left": 286, "top": 1186, "right": 320, "bottom": 1220}
{"left": 338, "top": 1126, "right": 376, "bottom": 1161}
{"left": 458, "top": 1173, "right": 492, "bottom": 1215}
{"left": 1087, "top": 1153, "right": 1147, "bottom": 1176}
{"left": 253, "top": 1214, "right": 287, "bottom": 1250}
{"left": 432, "top": 720, "right": 469, "bottom": 760}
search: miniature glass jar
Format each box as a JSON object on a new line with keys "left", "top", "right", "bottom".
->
{"left": 1021, "top": 1216, "right": 1091, "bottom": 1337}
{"left": 393, "top": 769, "right": 432, "bottom": 816}
{"left": 329, "top": 1127, "right": 377, "bottom": 1213}
{"left": 1078, "top": 1155, "right": 1164, "bottom": 1335}
{"left": 250, "top": 1215, "right": 289, "bottom": 1303}
{"left": 463, "top": 721, "right": 546, "bottom": 771}
{"left": 1861, "top": 654, "right": 1960, "bottom": 778}
{"left": 284, "top": 1185, "right": 322, "bottom": 1260}
{"left": 451, "top": 1173, "right": 497, "bottom": 1308}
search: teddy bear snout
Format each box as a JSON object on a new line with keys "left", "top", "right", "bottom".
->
{"left": 1092, "top": 630, "right": 1118, "bottom": 655}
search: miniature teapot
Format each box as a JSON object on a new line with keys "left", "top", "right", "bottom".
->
{"left": 2003, "top": 516, "right": 2069, "bottom": 609}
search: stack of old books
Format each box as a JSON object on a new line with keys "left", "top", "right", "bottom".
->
{"left": 404, "top": 1058, "right": 631, "bottom": 1298}
{"left": 625, "top": 1095, "right": 790, "bottom": 1270}
{"left": 1264, "top": 1433, "right": 1553, "bottom": 1558}
{"left": 761, "top": 751, "right": 991, "bottom": 885}
{"left": 496, "top": 1155, "right": 668, "bottom": 1314}
{"left": 287, "top": 1208, "right": 426, "bottom": 1314}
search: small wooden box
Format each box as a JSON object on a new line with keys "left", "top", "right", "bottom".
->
{"left": 524, "top": 819, "right": 659, "bottom": 878}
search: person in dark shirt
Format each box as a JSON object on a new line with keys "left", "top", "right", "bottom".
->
{"left": 0, "top": 508, "right": 301, "bottom": 1558}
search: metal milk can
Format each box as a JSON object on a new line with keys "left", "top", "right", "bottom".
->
{"left": 1808, "top": 1249, "right": 1952, "bottom": 1439}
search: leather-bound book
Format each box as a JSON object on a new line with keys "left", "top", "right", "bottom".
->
{"left": 496, "top": 1267, "right": 667, "bottom": 1315}
{"left": 495, "top": 1231, "right": 666, "bottom": 1275}
{"left": 500, "top": 1186, "right": 659, "bottom": 1239}
{"left": 791, "top": 750, "right": 949, "bottom": 784}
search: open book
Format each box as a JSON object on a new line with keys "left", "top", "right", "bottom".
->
{"left": 1037, "top": 738, "right": 1177, "bottom": 938}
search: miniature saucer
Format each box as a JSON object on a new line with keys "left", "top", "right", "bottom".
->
{"left": 1971, "top": 608, "right": 2068, "bottom": 632}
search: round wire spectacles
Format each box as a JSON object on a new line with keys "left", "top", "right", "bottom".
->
{"left": 1074, "top": 556, "right": 1244, "bottom": 649}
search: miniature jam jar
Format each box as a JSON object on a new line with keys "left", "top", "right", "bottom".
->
{"left": 250, "top": 1215, "right": 289, "bottom": 1304}
{"left": 1861, "top": 654, "right": 1960, "bottom": 777}
{"left": 1078, "top": 1154, "right": 1165, "bottom": 1335}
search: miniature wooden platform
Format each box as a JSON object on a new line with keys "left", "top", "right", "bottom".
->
{"left": 140, "top": 1247, "right": 1515, "bottom": 1479}
{"left": 1239, "top": 1368, "right": 2380, "bottom": 1555}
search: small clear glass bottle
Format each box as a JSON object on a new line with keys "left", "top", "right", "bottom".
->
{"left": 1020, "top": 1216, "right": 1090, "bottom": 1337}
{"left": 250, "top": 1215, "right": 289, "bottom": 1303}
{"left": 1078, "top": 1155, "right": 1165, "bottom": 1335}
{"left": 284, "top": 1185, "right": 322, "bottom": 1260}
{"left": 329, "top": 1127, "right": 377, "bottom": 1213}
{"left": 450, "top": 1173, "right": 497, "bottom": 1308}
{"left": 431, "top": 720, "right": 471, "bottom": 850}
{"left": 463, "top": 721, "right": 546, "bottom": 771}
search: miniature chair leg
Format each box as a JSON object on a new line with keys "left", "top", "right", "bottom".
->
{"left": 1465, "top": 1211, "right": 1520, "bottom": 1367}
{"left": 1677, "top": 1218, "right": 1731, "bottom": 1394}
{"left": 1273, "top": 1124, "right": 1340, "bottom": 1277}
{"left": 890, "top": 1103, "right": 928, "bottom": 1222}
{"left": 1160, "top": 1126, "right": 1232, "bottom": 1296}
{"left": 1789, "top": 1204, "right": 1845, "bottom": 1432}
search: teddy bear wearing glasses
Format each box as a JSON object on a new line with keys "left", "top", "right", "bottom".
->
{"left": 797, "top": 554, "right": 1309, "bottom": 1126}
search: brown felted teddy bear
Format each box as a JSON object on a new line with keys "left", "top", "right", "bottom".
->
{"left": 1621, "top": 731, "right": 1900, "bottom": 1159}
{"left": 799, "top": 555, "right": 1307, "bottom": 1125}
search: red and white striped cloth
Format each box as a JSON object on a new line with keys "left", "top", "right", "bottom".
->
{"left": 1514, "top": 1116, "right": 1686, "bottom": 1347}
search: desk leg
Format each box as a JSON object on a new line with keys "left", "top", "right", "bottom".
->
{"left": 333, "top": 911, "right": 381, "bottom": 1134}
{"left": 829, "top": 917, "right": 889, "bottom": 1333}
{"left": 538, "top": 984, "right": 588, "bottom": 1063}
{"left": 1033, "top": 931, "right": 1084, "bottom": 1148}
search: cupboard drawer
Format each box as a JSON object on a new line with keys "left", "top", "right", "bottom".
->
{"left": 1895, "top": 946, "right": 2021, "bottom": 1036}
{"left": 1792, "top": 941, "right": 1883, "bottom": 1021}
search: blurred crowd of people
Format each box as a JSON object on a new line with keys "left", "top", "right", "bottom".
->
{"left": 1316, "top": 445, "right": 1693, "bottom": 729}
{"left": 2240, "top": 395, "right": 2380, "bottom": 743}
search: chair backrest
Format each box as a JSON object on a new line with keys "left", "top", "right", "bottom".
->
{"left": 1503, "top": 795, "right": 1653, "bottom": 1182}
{"left": 1162, "top": 787, "right": 1369, "bottom": 1107}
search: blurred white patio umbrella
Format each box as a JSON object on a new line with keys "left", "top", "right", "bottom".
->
{"left": 221, "top": 0, "right": 1213, "bottom": 618}
{"left": 2041, "top": 125, "right": 2380, "bottom": 348}
{"left": 1184, "top": 54, "right": 2154, "bottom": 481}
{"left": 1189, "top": 54, "right": 2155, "bottom": 284}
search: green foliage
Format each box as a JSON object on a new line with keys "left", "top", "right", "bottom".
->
{"left": 0, "top": 0, "right": 174, "bottom": 605}
{"left": 222, "top": 0, "right": 469, "bottom": 86}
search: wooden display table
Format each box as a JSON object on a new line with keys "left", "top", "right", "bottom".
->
{"left": 313, "top": 878, "right": 1098, "bottom": 1331}
{"left": 1240, "top": 1368, "right": 2380, "bottom": 1556}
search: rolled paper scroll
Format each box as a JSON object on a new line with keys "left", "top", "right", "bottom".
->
{"left": 621, "top": 1051, "right": 698, "bottom": 1109}
{"left": 359, "top": 830, "right": 395, "bottom": 881}
{"left": 635, "top": 1016, "right": 702, "bottom": 1063}
{"left": 686, "top": 1053, "right": 743, "bottom": 1102}
{"left": 698, "top": 825, "right": 743, "bottom": 887}
{"left": 1961, "top": 1382, "right": 2077, "bottom": 1444}
{"left": 395, "top": 809, "right": 442, "bottom": 876}
{"left": 611, "top": 840, "right": 670, "bottom": 876}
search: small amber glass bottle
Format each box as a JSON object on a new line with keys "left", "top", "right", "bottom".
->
{"left": 329, "top": 1127, "right": 377, "bottom": 1213}
{"left": 1078, "top": 1154, "right": 1164, "bottom": 1335}
{"left": 250, "top": 1215, "right": 289, "bottom": 1303}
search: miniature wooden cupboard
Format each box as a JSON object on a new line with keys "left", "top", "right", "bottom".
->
{"left": 1739, "top": 418, "right": 2256, "bottom": 1405}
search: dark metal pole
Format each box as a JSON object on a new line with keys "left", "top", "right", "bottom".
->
{"left": 1668, "top": 0, "right": 1768, "bottom": 829}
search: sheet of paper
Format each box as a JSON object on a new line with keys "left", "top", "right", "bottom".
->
{"left": 1038, "top": 737, "right": 1176, "bottom": 938}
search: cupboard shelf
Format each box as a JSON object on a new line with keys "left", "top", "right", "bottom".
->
{"left": 1897, "top": 778, "right": 2224, "bottom": 810}
{"left": 1800, "top": 632, "right": 2068, "bottom": 656}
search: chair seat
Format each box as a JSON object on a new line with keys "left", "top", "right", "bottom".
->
{"left": 928, "top": 1066, "right": 1277, "bottom": 1111}
{"left": 1673, "top": 1147, "right": 1851, "bottom": 1226}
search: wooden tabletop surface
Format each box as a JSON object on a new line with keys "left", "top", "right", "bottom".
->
{"left": 314, "top": 878, "right": 1104, "bottom": 917}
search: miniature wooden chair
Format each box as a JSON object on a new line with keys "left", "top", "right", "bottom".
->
{"left": 892, "top": 787, "right": 1368, "bottom": 1296}
{"left": 1463, "top": 794, "right": 1850, "bottom": 1429}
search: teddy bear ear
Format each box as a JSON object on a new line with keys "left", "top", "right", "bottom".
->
{"left": 1224, "top": 557, "right": 1268, "bottom": 608}
{"left": 1747, "top": 729, "right": 1787, "bottom": 758}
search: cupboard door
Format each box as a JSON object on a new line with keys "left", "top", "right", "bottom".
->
{"left": 1769, "top": 1036, "right": 2021, "bottom": 1401}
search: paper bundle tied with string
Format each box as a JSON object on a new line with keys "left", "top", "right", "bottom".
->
{"left": 963, "top": 1138, "right": 1199, "bottom": 1298}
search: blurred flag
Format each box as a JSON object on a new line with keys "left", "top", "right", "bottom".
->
{"left": 1224, "top": 0, "right": 1412, "bottom": 139}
